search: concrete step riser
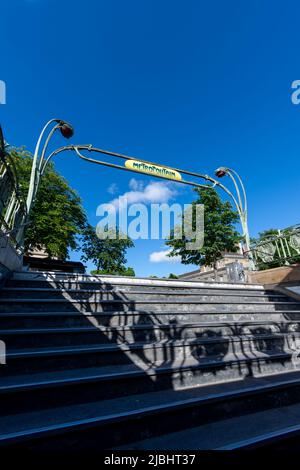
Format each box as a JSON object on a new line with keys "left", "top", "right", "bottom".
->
{"left": 0, "top": 301, "right": 299, "bottom": 314}
{"left": 1, "top": 290, "right": 286, "bottom": 303}
{"left": 0, "top": 312, "right": 298, "bottom": 329}
{"left": 0, "top": 354, "right": 297, "bottom": 405}
{"left": 4, "top": 377, "right": 300, "bottom": 451}
{"left": 1, "top": 337, "right": 299, "bottom": 377}
{"left": 4, "top": 324, "right": 300, "bottom": 348}
{"left": 5, "top": 280, "right": 270, "bottom": 296}
{"left": 10, "top": 272, "right": 263, "bottom": 287}
{"left": 0, "top": 356, "right": 299, "bottom": 436}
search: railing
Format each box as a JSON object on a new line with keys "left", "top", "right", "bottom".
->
{"left": 250, "top": 224, "right": 300, "bottom": 270}
{"left": 0, "top": 126, "right": 27, "bottom": 252}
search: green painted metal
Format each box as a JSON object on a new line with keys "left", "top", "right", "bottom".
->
{"left": 251, "top": 224, "right": 300, "bottom": 269}
{"left": 2, "top": 120, "right": 255, "bottom": 269}
{"left": 0, "top": 126, "right": 27, "bottom": 251}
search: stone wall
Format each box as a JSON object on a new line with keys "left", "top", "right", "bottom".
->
{"left": 248, "top": 265, "right": 300, "bottom": 285}
{"left": 0, "top": 231, "right": 23, "bottom": 284}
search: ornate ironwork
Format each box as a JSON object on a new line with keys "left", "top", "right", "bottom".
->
{"left": 251, "top": 224, "right": 300, "bottom": 269}
{"left": 0, "top": 125, "right": 27, "bottom": 250}
{"left": 0, "top": 118, "right": 254, "bottom": 269}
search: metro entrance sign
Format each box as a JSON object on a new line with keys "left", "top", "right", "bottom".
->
{"left": 23, "top": 119, "right": 255, "bottom": 269}
{"left": 125, "top": 160, "right": 182, "bottom": 181}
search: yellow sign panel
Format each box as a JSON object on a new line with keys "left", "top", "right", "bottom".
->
{"left": 125, "top": 160, "right": 182, "bottom": 181}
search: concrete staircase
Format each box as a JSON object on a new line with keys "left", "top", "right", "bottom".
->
{"left": 1, "top": 271, "right": 300, "bottom": 449}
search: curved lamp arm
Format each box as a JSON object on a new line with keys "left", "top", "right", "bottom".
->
{"left": 215, "top": 166, "right": 255, "bottom": 269}
{"left": 26, "top": 119, "right": 74, "bottom": 214}
{"left": 26, "top": 119, "right": 60, "bottom": 211}
{"left": 227, "top": 167, "right": 248, "bottom": 215}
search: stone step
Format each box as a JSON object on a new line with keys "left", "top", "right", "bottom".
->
{"left": 11, "top": 271, "right": 264, "bottom": 290}
{"left": 3, "top": 270, "right": 299, "bottom": 450}
{"left": 2, "top": 369, "right": 300, "bottom": 450}
{"left": 1, "top": 334, "right": 299, "bottom": 377}
{"left": 5, "top": 279, "right": 272, "bottom": 296}
{"left": 0, "top": 298, "right": 299, "bottom": 313}
{"left": 0, "top": 310, "right": 298, "bottom": 329}
{"left": 1, "top": 287, "right": 286, "bottom": 302}
{"left": 3, "top": 320, "right": 300, "bottom": 348}
{"left": 218, "top": 422, "right": 300, "bottom": 450}
{"left": 116, "top": 400, "right": 300, "bottom": 450}
{"left": 0, "top": 352, "right": 298, "bottom": 418}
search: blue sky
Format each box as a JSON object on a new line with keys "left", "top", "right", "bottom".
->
{"left": 1, "top": 0, "right": 300, "bottom": 276}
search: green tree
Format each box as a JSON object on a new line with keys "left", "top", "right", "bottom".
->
{"left": 251, "top": 228, "right": 279, "bottom": 245}
{"left": 166, "top": 187, "right": 242, "bottom": 270}
{"left": 168, "top": 273, "right": 179, "bottom": 279}
{"left": 81, "top": 224, "right": 134, "bottom": 274}
{"left": 10, "top": 148, "right": 87, "bottom": 259}
{"left": 91, "top": 267, "right": 135, "bottom": 276}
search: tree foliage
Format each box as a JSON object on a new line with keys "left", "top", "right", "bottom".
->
{"left": 166, "top": 187, "right": 242, "bottom": 268}
{"left": 81, "top": 224, "right": 135, "bottom": 275}
{"left": 10, "top": 148, "right": 87, "bottom": 259}
{"left": 250, "top": 228, "right": 279, "bottom": 245}
{"left": 90, "top": 267, "right": 135, "bottom": 276}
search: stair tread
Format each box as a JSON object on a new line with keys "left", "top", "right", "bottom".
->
{"left": 5, "top": 331, "right": 298, "bottom": 358}
{"left": 117, "top": 400, "right": 300, "bottom": 450}
{"left": 1, "top": 310, "right": 300, "bottom": 316}
{"left": 2, "top": 370, "right": 300, "bottom": 445}
{"left": 0, "top": 350, "right": 294, "bottom": 393}
{"left": 2, "top": 319, "right": 300, "bottom": 334}
{"left": 2, "top": 287, "right": 285, "bottom": 297}
{"left": 11, "top": 271, "right": 264, "bottom": 288}
{"left": 0, "top": 297, "right": 298, "bottom": 304}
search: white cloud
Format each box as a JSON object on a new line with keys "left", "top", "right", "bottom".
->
{"left": 109, "top": 179, "right": 177, "bottom": 210}
{"left": 128, "top": 178, "right": 144, "bottom": 191}
{"left": 149, "top": 249, "right": 181, "bottom": 263}
{"left": 107, "top": 183, "right": 119, "bottom": 195}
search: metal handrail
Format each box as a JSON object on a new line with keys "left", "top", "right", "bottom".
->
{"left": 0, "top": 126, "right": 27, "bottom": 249}
{"left": 248, "top": 224, "right": 300, "bottom": 268}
